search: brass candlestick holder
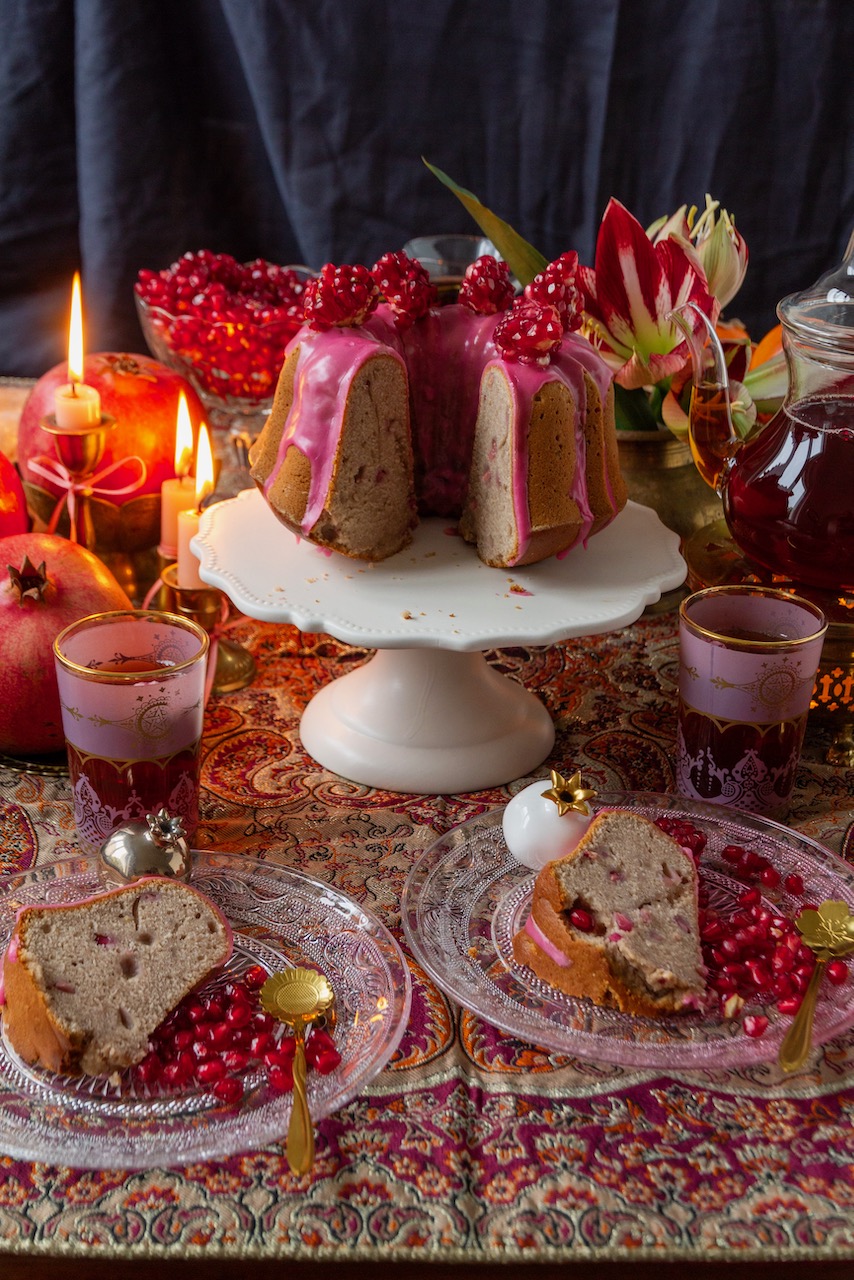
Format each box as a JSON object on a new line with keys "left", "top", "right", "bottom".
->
{"left": 41, "top": 412, "right": 116, "bottom": 550}
{"left": 684, "top": 517, "right": 854, "bottom": 766}
{"left": 159, "top": 562, "right": 256, "bottom": 695}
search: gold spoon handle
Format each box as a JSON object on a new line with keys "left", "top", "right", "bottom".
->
{"left": 779, "top": 958, "right": 826, "bottom": 1073}
{"left": 286, "top": 1029, "right": 314, "bottom": 1175}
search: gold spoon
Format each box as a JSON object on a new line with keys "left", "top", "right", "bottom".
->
{"left": 260, "top": 967, "right": 335, "bottom": 1174}
{"left": 778, "top": 900, "right": 854, "bottom": 1074}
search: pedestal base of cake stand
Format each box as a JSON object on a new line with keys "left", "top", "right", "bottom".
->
{"left": 299, "top": 647, "right": 555, "bottom": 794}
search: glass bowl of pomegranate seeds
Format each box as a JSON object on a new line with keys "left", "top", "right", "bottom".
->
{"left": 135, "top": 250, "right": 314, "bottom": 425}
{"left": 403, "top": 792, "right": 854, "bottom": 1071}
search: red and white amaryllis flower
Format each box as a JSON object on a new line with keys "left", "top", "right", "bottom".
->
{"left": 578, "top": 198, "right": 718, "bottom": 390}
{"left": 649, "top": 195, "right": 749, "bottom": 311}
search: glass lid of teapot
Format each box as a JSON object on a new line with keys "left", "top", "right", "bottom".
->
{"left": 778, "top": 227, "right": 854, "bottom": 348}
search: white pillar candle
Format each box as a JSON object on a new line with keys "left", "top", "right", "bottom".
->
{"left": 54, "top": 273, "right": 101, "bottom": 429}
{"left": 53, "top": 381, "right": 102, "bottom": 429}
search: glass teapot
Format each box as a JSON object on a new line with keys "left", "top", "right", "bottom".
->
{"left": 674, "top": 231, "right": 854, "bottom": 592}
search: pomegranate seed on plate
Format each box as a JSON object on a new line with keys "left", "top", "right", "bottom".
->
{"left": 267, "top": 1063, "right": 294, "bottom": 1094}
{"left": 213, "top": 1077, "right": 244, "bottom": 1105}
{"left": 742, "top": 1014, "right": 769, "bottom": 1038}
{"left": 827, "top": 959, "right": 849, "bottom": 985}
{"left": 784, "top": 873, "right": 805, "bottom": 895}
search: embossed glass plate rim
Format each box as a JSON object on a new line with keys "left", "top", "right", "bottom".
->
{"left": 0, "top": 850, "right": 411, "bottom": 1168}
{"left": 401, "top": 791, "right": 854, "bottom": 1070}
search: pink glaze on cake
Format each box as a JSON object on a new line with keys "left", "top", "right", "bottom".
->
{"left": 264, "top": 302, "right": 618, "bottom": 567}
{"left": 524, "top": 913, "right": 572, "bottom": 968}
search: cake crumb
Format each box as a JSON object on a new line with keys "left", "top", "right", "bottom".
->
{"left": 508, "top": 579, "right": 533, "bottom": 596}
{"left": 402, "top": 610, "right": 413, "bottom": 620}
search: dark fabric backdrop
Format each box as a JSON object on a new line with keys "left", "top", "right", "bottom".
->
{"left": 0, "top": 0, "right": 852, "bottom": 377}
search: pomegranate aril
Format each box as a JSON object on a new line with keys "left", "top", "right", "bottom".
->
{"left": 311, "top": 1047, "right": 342, "bottom": 1075}
{"left": 136, "top": 1053, "right": 162, "bottom": 1086}
{"left": 742, "top": 1014, "right": 769, "bottom": 1038}
{"left": 777, "top": 995, "right": 803, "bottom": 1015}
{"left": 225, "top": 1002, "right": 252, "bottom": 1029}
{"left": 264, "top": 1044, "right": 296, "bottom": 1070}
{"left": 222, "top": 1049, "right": 250, "bottom": 1072}
{"left": 722, "top": 845, "right": 746, "bottom": 865}
{"left": 244, "top": 965, "right": 268, "bottom": 990}
{"left": 827, "top": 959, "right": 849, "bottom": 986}
{"left": 197, "top": 1059, "right": 227, "bottom": 1084}
{"left": 760, "top": 867, "right": 781, "bottom": 889}
{"left": 569, "top": 907, "right": 594, "bottom": 932}
{"left": 250, "top": 1031, "right": 276, "bottom": 1057}
{"left": 213, "top": 1077, "right": 244, "bottom": 1105}
{"left": 784, "top": 873, "right": 805, "bottom": 895}
{"left": 171, "top": 1029, "right": 194, "bottom": 1052}
{"left": 267, "top": 1063, "right": 294, "bottom": 1094}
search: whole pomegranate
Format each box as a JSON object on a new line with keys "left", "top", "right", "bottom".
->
{"left": 0, "top": 449, "right": 28, "bottom": 536}
{"left": 0, "top": 533, "right": 132, "bottom": 756}
{"left": 17, "top": 353, "right": 205, "bottom": 552}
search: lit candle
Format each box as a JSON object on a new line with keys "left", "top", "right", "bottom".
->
{"left": 177, "top": 422, "right": 215, "bottom": 589}
{"left": 160, "top": 391, "right": 197, "bottom": 556}
{"left": 53, "top": 273, "right": 102, "bottom": 429}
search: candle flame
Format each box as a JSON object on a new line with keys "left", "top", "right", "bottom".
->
{"left": 194, "top": 422, "right": 215, "bottom": 508}
{"left": 67, "top": 273, "right": 85, "bottom": 385}
{"left": 174, "top": 391, "right": 194, "bottom": 476}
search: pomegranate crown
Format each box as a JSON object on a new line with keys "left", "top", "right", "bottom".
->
{"left": 371, "top": 252, "right": 437, "bottom": 327}
{"left": 303, "top": 263, "right": 380, "bottom": 330}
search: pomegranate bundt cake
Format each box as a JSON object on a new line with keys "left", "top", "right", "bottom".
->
{"left": 249, "top": 251, "right": 627, "bottom": 568}
{"left": 512, "top": 810, "right": 705, "bottom": 1017}
{"left": 1, "top": 879, "right": 232, "bottom": 1076}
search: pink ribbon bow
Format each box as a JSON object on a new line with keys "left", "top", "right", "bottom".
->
{"left": 28, "top": 453, "right": 149, "bottom": 541}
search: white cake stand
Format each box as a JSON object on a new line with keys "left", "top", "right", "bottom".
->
{"left": 192, "top": 488, "right": 685, "bottom": 794}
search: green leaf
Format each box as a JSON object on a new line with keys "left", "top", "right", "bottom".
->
{"left": 423, "top": 158, "right": 548, "bottom": 285}
{"left": 613, "top": 384, "right": 663, "bottom": 432}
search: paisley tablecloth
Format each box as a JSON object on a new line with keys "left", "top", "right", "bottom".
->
{"left": 1, "top": 600, "right": 854, "bottom": 1268}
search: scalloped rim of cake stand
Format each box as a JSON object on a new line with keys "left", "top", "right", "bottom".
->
{"left": 192, "top": 490, "right": 685, "bottom": 793}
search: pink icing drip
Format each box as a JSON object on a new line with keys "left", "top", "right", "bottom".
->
{"left": 524, "top": 913, "right": 572, "bottom": 968}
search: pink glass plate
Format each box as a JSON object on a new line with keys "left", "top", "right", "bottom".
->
{"left": 0, "top": 851, "right": 410, "bottom": 1168}
{"left": 402, "top": 792, "right": 854, "bottom": 1070}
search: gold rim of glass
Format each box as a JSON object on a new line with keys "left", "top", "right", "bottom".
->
{"left": 53, "top": 609, "right": 209, "bottom": 679}
{"left": 680, "top": 585, "right": 827, "bottom": 648}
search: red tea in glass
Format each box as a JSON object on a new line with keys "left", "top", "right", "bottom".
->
{"left": 676, "top": 586, "right": 826, "bottom": 818}
{"left": 53, "top": 611, "right": 209, "bottom": 855}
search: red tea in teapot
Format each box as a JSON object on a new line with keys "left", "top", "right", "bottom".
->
{"left": 722, "top": 395, "right": 854, "bottom": 591}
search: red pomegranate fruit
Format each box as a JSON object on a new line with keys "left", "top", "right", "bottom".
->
{"left": 0, "top": 532, "right": 132, "bottom": 756}
{"left": 0, "top": 449, "right": 28, "bottom": 537}
{"left": 17, "top": 353, "right": 206, "bottom": 551}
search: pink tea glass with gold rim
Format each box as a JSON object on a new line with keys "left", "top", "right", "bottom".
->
{"left": 53, "top": 610, "right": 209, "bottom": 855}
{"left": 676, "top": 586, "right": 827, "bottom": 819}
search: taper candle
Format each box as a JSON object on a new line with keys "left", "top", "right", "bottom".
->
{"left": 160, "top": 390, "right": 197, "bottom": 555}
{"left": 177, "top": 421, "right": 215, "bottom": 589}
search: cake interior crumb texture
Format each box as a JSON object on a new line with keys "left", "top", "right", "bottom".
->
{"left": 9, "top": 882, "right": 230, "bottom": 1075}
{"left": 555, "top": 812, "right": 703, "bottom": 1000}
